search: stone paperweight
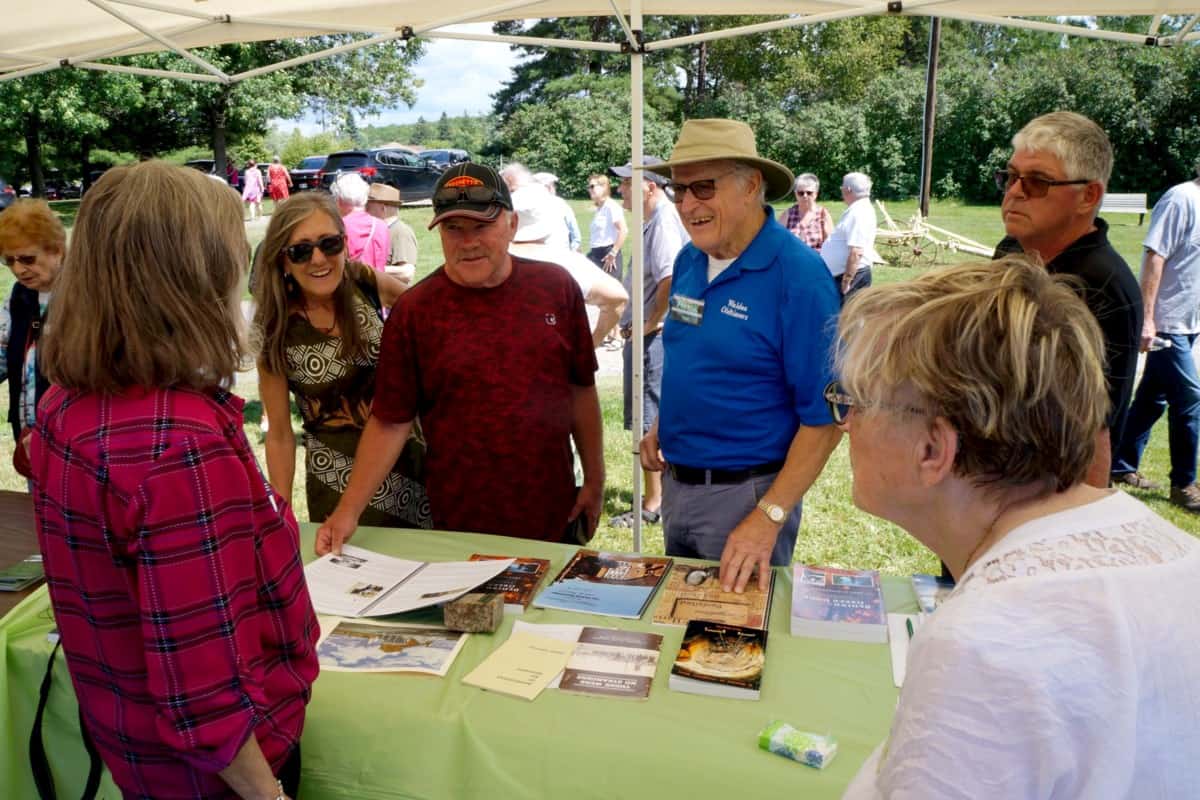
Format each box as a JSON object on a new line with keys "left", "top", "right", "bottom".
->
{"left": 443, "top": 592, "right": 504, "bottom": 633}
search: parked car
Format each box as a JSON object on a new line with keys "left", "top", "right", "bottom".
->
{"left": 289, "top": 155, "right": 326, "bottom": 192}
{"left": 419, "top": 148, "right": 471, "bottom": 170}
{"left": 183, "top": 158, "right": 216, "bottom": 174}
{"left": 318, "top": 149, "right": 442, "bottom": 203}
{"left": 0, "top": 178, "right": 14, "bottom": 210}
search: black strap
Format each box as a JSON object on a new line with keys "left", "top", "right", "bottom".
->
{"left": 31, "top": 640, "right": 102, "bottom": 800}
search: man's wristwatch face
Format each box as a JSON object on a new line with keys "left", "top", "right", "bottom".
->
{"left": 758, "top": 499, "right": 786, "bottom": 524}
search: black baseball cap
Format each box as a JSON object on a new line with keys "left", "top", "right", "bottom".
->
{"left": 609, "top": 155, "right": 670, "bottom": 187}
{"left": 428, "top": 163, "right": 513, "bottom": 230}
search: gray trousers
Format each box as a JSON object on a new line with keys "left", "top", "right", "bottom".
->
{"left": 662, "top": 470, "right": 801, "bottom": 566}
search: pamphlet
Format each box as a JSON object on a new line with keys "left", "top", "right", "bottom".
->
{"left": 0, "top": 554, "right": 43, "bottom": 591}
{"left": 532, "top": 549, "right": 673, "bottom": 619}
{"left": 886, "top": 613, "right": 922, "bottom": 688}
{"left": 512, "top": 620, "right": 664, "bottom": 700}
{"left": 305, "top": 544, "right": 513, "bottom": 617}
{"left": 461, "top": 631, "right": 576, "bottom": 701}
{"left": 652, "top": 563, "right": 774, "bottom": 629}
{"left": 316, "top": 618, "right": 469, "bottom": 676}
{"left": 467, "top": 554, "right": 552, "bottom": 613}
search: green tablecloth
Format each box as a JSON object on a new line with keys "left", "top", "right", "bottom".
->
{"left": 1, "top": 526, "right": 913, "bottom": 799}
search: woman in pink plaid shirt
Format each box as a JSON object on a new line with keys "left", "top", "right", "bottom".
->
{"left": 778, "top": 172, "right": 833, "bottom": 251}
{"left": 32, "top": 161, "right": 318, "bottom": 800}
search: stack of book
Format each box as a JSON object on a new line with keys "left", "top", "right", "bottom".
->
{"left": 669, "top": 619, "right": 768, "bottom": 700}
{"left": 533, "top": 549, "right": 673, "bottom": 619}
{"left": 790, "top": 565, "right": 887, "bottom": 643}
{"left": 468, "top": 554, "right": 551, "bottom": 614}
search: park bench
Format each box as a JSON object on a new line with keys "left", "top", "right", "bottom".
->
{"left": 1100, "top": 192, "right": 1149, "bottom": 225}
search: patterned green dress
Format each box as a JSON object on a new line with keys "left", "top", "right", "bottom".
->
{"left": 284, "top": 271, "right": 431, "bottom": 527}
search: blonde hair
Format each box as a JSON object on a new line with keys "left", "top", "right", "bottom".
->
{"left": 0, "top": 198, "right": 67, "bottom": 254}
{"left": 252, "top": 192, "right": 369, "bottom": 377}
{"left": 588, "top": 174, "right": 611, "bottom": 202}
{"left": 1012, "top": 111, "right": 1113, "bottom": 187}
{"left": 41, "top": 161, "right": 248, "bottom": 393}
{"left": 836, "top": 256, "right": 1108, "bottom": 492}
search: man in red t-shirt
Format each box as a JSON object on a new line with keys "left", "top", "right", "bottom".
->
{"left": 316, "top": 164, "right": 603, "bottom": 553}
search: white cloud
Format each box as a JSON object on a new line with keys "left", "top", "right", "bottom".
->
{"left": 279, "top": 23, "right": 523, "bottom": 134}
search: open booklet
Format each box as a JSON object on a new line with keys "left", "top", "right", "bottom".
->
{"left": 305, "top": 544, "right": 513, "bottom": 617}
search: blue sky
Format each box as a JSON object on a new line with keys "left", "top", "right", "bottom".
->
{"left": 281, "top": 23, "right": 524, "bottom": 133}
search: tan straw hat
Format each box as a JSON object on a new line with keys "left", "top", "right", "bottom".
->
{"left": 643, "top": 118, "right": 795, "bottom": 202}
{"left": 367, "top": 182, "right": 403, "bottom": 206}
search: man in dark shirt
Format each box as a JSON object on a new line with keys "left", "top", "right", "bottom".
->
{"left": 316, "top": 164, "right": 603, "bottom": 553}
{"left": 993, "top": 111, "right": 1141, "bottom": 487}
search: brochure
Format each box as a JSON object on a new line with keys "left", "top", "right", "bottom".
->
{"left": 532, "top": 549, "right": 673, "bottom": 619}
{"left": 305, "top": 544, "right": 513, "bottom": 617}
{"left": 512, "top": 621, "right": 664, "bottom": 700}
{"left": 461, "top": 631, "right": 577, "bottom": 701}
{"left": 316, "top": 618, "right": 469, "bottom": 676}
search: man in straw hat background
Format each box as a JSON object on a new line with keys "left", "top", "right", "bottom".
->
{"left": 317, "top": 163, "right": 604, "bottom": 555}
{"left": 638, "top": 118, "right": 842, "bottom": 593}
{"left": 366, "top": 182, "right": 419, "bottom": 284}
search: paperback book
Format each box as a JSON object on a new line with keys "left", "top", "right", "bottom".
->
{"left": 532, "top": 549, "right": 673, "bottom": 619}
{"left": 512, "top": 621, "right": 664, "bottom": 700}
{"left": 790, "top": 565, "right": 887, "bottom": 643}
{"left": 0, "top": 554, "right": 44, "bottom": 591}
{"left": 316, "top": 618, "right": 469, "bottom": 676}
{"left": 467, "top": 554, "right": 552, "bottom": 614}
{"left": 910, "top": 573, "right": 954, "bottom": 615}
{"left": 305, "top": 544, "right": 513, "bottom": 618}
{"left": 651, "top": 563, "right": 774, "bottom": 630}
{"left": 669, "top": 619, "right": 768, "bottom": 701}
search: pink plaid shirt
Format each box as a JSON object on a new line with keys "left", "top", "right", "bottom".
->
{"left": 32, "top": 385, "right": 319, "bottom": 799}
{"left": 782, "top": 204, "right": 832, "bottom": 250}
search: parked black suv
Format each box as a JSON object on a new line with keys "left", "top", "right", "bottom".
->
{"left": 419, "top": 148, "right": 471, "bottom": 171}
{"left": 289, "top": 155, "right": 326, "bottom": 192}
{"left": 318, "top": 149, "right": 442, "bottom": 202}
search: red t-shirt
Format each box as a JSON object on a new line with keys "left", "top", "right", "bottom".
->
{"left": 374, "top": 256, "right": 597, "bottom": 540}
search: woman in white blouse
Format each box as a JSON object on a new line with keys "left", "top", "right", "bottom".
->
{"left": 585, "top": 173, "right": 627, "bottom": 277}
{"left": 834, "top": 256, "right": 1200, "bottom": 799}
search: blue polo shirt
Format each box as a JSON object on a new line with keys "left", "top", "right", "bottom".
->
{"left": 658, "top": 208, "right": 839, "bottom": 469}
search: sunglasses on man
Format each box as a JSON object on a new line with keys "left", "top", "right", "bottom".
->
{"left": 2, "top": 255, "right": 38, "bottom": 267}
{"left": 432, "top": 185, "right": 508, "bottom": 209}
{"left": 668, "top": 169, "right": 737, "bottom": 203}
{"left": 994, "top": 169, "right": 1089, "bottom": 199}
{"left": 282, "top": 234, "right": 345, "bottom": 264}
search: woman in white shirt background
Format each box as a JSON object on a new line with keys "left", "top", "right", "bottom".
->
{"left": 586, "top": 173, "right": 628, "bottom": 278}
{"left": 834, "top": 256, "right": 1200, "bottom": 799}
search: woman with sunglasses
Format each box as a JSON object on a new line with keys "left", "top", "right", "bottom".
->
{"left": 586, "top": 173, "right": 627, "bottom": 276}
{"left": 33, "top": 161, "right": 317, "bottom": 800}
{"left": 837, "top": 257, "right": 1200, "bottom": 798}
{"left": 778, "top": 173, "right": 832, "bottom": 251}
{"left": 254, "top": 191, "right": 431, "bottom": 529}
{"left": 0, "top": 199, "right": 65, "bottom": 479}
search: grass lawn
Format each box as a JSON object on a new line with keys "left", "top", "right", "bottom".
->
{"left": 3, "top": 196, "right": 1192, "bottom": 576}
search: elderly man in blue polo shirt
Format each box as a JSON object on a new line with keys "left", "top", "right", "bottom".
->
{"left": 639, "top": 119, "right": 842, "bottom": 593}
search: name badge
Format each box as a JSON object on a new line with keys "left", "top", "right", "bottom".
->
{"left": 668, "top": 295, "right": 705, "bottom": 326}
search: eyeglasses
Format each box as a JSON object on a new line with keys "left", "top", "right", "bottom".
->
{"left": 433, "top": 185, "right": 507, "bottom": 208}
{"left": 2, "top": 254, "right": 38, "bottom": 267}
{"left": 282, "top": 234, "right": 345, "bottom": 264}
{"left": 795, "top": 190, "right": 815, "bottom": 197}
{"left": 823, "top": 381, "right": 931, "bottom": 426}
{"left": 994, "top": 169, "right": 1090, "bottom": 198}
{"left": 668, "top": 170, "right": 736, "bottom": 203}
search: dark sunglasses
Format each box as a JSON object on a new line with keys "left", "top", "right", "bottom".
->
{"left": 668, "top": 170, "right": 735, "bottom": 203}
{"left": 994, "top": 169, "right": 1089, "bottom": 199}
{"left": 795, "top": 190, "right": 815, "bottom": 197}
{"left": 282, "top": 234, "right": 345, "bottom": 264}
{"left": 433, "top": 185, "right": 507, "bottom": 208}
{"left": 2, "top": 254, "right": 38, "bottom": 267}
{"left": 823, "top": 380, "right": 931, "bottom": 426}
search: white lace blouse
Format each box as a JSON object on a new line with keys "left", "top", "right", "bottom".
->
{"left": 843, "top": 490, "right": 1200, "bottom": 799}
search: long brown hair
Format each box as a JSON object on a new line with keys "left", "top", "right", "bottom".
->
{"left": 252, "top": 192, "right": 369, "bottom": 377}
{"left": 40, "top": 161, "right": 248, "bottom": 393}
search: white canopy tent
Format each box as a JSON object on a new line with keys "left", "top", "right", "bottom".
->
{"left": 3, "top": 0, "right": 1197, "bottom": 548}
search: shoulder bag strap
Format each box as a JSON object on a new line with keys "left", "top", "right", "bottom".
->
{"left": 31, "top": 640, "right": 102, "bottom": 800}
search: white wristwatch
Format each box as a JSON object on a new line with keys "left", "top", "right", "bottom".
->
{"left": 757, "top": 498, "right": 787, "bottom": 524}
